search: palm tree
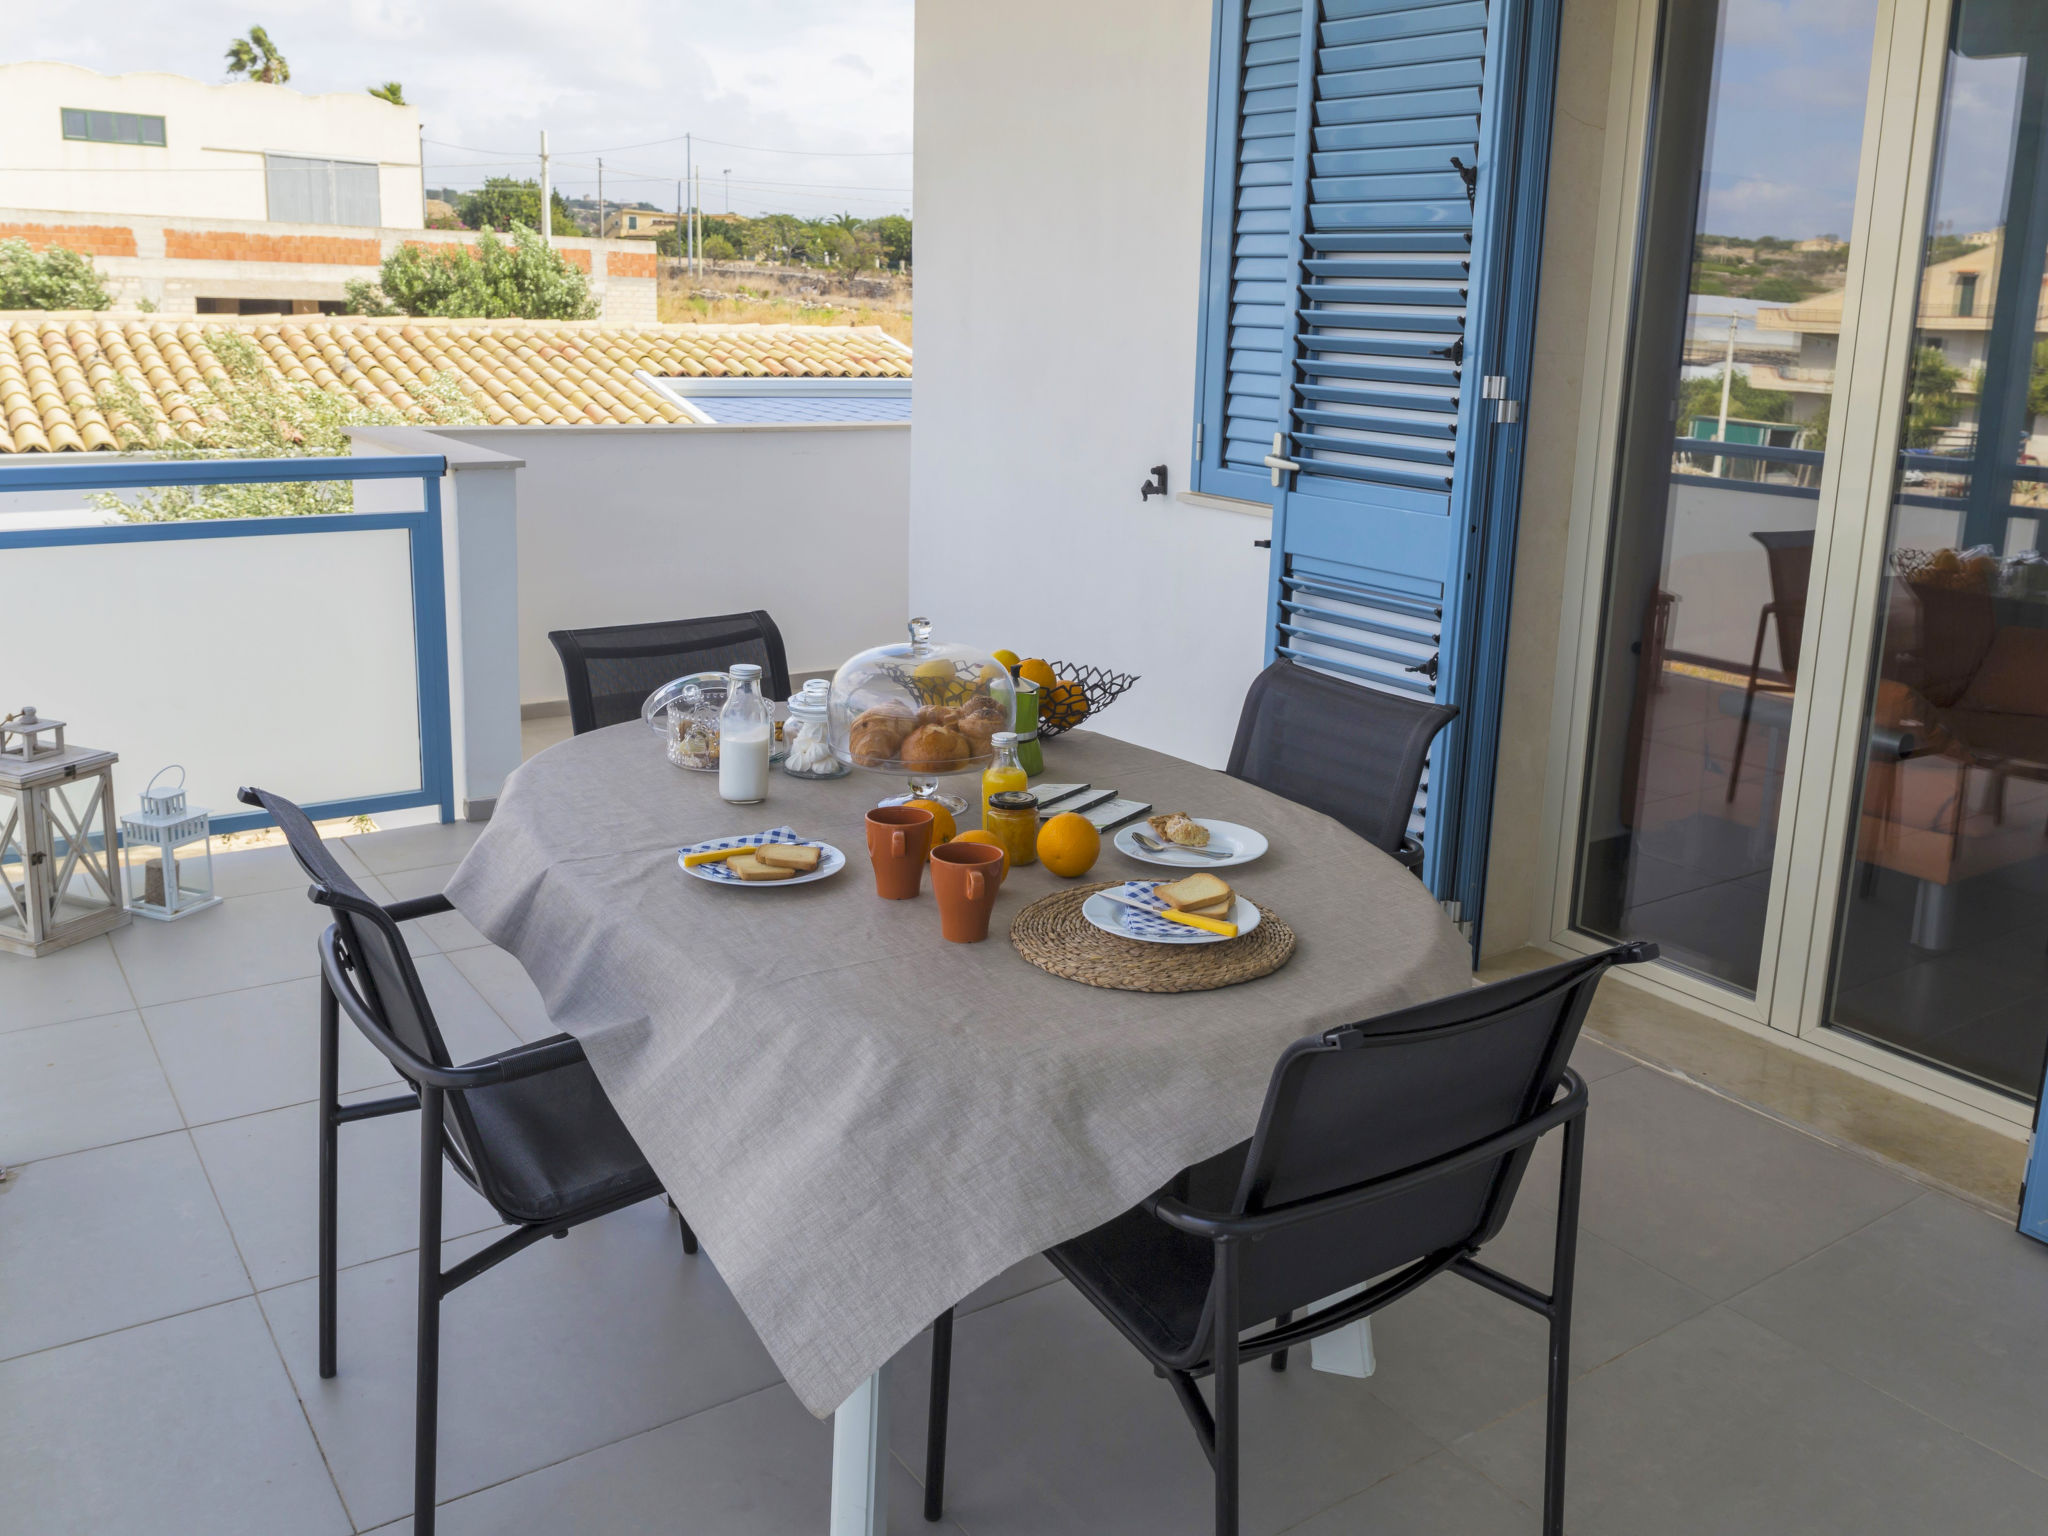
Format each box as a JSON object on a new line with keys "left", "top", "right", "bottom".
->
{"left": 367, "top": 81, "right": 406, "bottom": 106}
{"left": 224, "top": 27, "right": 289, "bottom": 85}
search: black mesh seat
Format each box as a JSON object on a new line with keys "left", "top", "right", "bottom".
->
{"left": 920, "top": 943, "right": 1656, "bottom": 1536}
{"left": 549, "top": 612, "right": 792, "bottom": 734}
{"left": 1227, "top": 659, "right": 1458, "bottom": 870}
{"left": 238, "top": 786, "right": 687, "bottom": 1536}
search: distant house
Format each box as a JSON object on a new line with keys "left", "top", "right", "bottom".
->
{"left": 1793, "top": 235, "right": 1846, "bottom": 254}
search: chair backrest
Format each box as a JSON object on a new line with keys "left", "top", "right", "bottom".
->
{"left": 1226, "top": 660, "right": 1458, "bottom": 856}
{"left": 549, "top": 611, "right": 792, "bottom": 734}
{"left": 1751, "top": 530, "right": 1814, "bottom": 682}
{"left": 239, "top": 786, "right": 499, "bottom": 1198}
{"left": 1213, "top": 944, "right": 1643, "bottom": 1336}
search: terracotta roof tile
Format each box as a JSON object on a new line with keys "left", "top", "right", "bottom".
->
{"left": 0, "top": 314, "right": 912, "bottom": 452}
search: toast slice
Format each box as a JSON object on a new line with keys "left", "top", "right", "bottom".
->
{"left": 727, "top": 853, "right": 795, "bottom": 881}
{"left": 757, "top": 843, "right": 822, "bottom": 872}
{"left": 1157, "top": 872, "right": 1232, "bottom": 912}
{"left": 1179, "top": 892, "right": 1234, "bottom": 917}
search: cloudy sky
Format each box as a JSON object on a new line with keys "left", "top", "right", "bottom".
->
{"left": 10, "top": 0, "right": 913, "bottom": 217}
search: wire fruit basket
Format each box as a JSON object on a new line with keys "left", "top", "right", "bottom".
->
{"left": 1035, "top": 662, "right": 1139, "bottom": 741}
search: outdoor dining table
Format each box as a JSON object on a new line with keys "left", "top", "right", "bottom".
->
{"left": 445, "top": 720, "right": 1474, "bottom": 1532}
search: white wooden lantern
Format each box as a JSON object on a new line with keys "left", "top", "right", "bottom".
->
{"left": 120, "top": 766, "right": 220, "bottom": 922}
{"left": 0, "top": 710, "right": 128, "bottom": 958}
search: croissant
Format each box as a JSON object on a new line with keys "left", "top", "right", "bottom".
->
{"left": 900, "top": 724, "right": 971, "bottom": 773}
{"left": 915, "top": 704, "right": 962, "bottom": 729}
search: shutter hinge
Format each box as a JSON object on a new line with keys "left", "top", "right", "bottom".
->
{"left": 1195, "top": 422, "right": 1204, "bottom": 459}
{"left": 1482, "top": 375, "right": 1520, "bottom": 424}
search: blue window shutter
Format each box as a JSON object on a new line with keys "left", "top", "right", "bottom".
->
{"left": 1192, "top": 0, "right": 1307, "bottom": 503}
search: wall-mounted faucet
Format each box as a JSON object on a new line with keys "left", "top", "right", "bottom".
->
{"left": 1140, "top": 464, "right": 1168, "bottom": 501}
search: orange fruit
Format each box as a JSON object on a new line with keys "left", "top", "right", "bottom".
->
{"left": 904, "top": 798, "right": 957, "bottom": 845}
{"left": 1037, "top": 812, "right": 1101, "bottom": 878}
{"left": 953, "top": 828, "right": 1003, "bottom": 849}
{"left": 1017, "top": 657, "right": 1056, "bottom": 691}
{"left": 1044, "top": 678, "right": 1090, "bottom": 730}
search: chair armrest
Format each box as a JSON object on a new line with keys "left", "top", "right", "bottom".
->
{"left": 318, "top": 924, "right": 583, "bottom": 1091}
{"left": 382, "top": 892, "right": 455, "bottom": 923}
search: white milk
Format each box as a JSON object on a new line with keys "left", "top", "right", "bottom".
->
{"left": 718, "top": 726, "right": 772, "bottom": 804}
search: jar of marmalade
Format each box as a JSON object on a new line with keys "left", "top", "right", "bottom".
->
{"left": 984, "top": 789, "right": 1040, "bottom": 867}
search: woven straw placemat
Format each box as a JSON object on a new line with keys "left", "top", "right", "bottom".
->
{"left": 1009, "top": 882, "right": 1297, "bottom": 993}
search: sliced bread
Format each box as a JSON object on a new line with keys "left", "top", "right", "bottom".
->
{"left": 757, "top": 843, "right": 822, "bottom": 872}
{"left": 1157, "top": 872, "right": 1232, "bottom": 911}
{"left": 727, "top": 853, "right": 794, "bottom": 881}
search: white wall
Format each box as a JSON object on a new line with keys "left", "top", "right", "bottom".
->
{"left": 428, "top": 424, "right": 912, "bottom": 705}
{"left": 913, "top": 0, "right": 1272, "bottom": 770}
{"left": 5, "top": 525, "right": 424, "bottom": 818}
{"left": 0, "top": 62, "right": 421, "bottom": 226}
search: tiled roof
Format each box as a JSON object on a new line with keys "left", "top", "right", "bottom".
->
{"left": 0, "top": 314, "right": 913, "bottom": 452}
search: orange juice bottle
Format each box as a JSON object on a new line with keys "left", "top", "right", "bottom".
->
{"left": 981, "top": 731, "right": 1028, "bottom": 828}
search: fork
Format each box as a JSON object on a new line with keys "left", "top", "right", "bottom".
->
{"left": 1131, "top": 831, "right": 1233, "bottom": 860}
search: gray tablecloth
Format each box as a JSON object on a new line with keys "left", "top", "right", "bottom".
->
{"left": 447, "top": 723, "right": 1473, "bottom": 1415}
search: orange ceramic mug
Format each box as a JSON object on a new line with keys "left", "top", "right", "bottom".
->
{"left": 866, "top": 805, "right": 936, "bottom": 899}
{"left": 930, "top": 840, "right": 1007, "bottom": 942}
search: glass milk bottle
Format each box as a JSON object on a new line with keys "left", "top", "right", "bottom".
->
{"left": 718, "top": 664, "right": 773, "bottom": 804}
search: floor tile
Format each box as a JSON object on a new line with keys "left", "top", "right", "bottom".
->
{"left": 144, "top": 977, "right": 396, "bottom": 1126}
{"left": 362, "top": 1384, "right": 959, "bottom": 1535}
{"left": 0, "top": 934, "right": 135, "bottom": 1033}
{"left": 409, "top": 952, "right": 523, "bottom": 1061}
{"left": 0, "top": 1132, "right": 249, "bottom": 1361}
{"left": 0, "top": 1011, "right": 182, "bottom": 1163}
{"left": 206, "top": 836, "right": 376, "bottom": 900}
{"left": 1565, "top": 1065, "right": 1922, "bottom": 1300}
{"left": 887, "top": 1280, "right": 1440, "bottom": 1536}
{"left": 110, "top": 885, "right": 330, "bottom": 1007}
{"left": 445, "top": 943, "right": 558, "bottom": 1042}
{"left": 1570, "top": 1037, "right": 1632, "bottom": 1082}
{"left": 0, "top": 1298, "right": 349, "bottom": 1536}
{"left": 346, "top": 819, "right": 486, "bottom": 876}
{"left": 1280, "top": 1450, "right": 1532, "bottom": 1536}
{"left": 376, "top": 863, "right": 490, "bottom": 953}
{"left": 1359, "top": 1227, "right": 1710, "bottom": 1445}
{"left": 195, "top": 1094, "right": 505, "bottom": 1292}
{"left": 1452, "top": 1306, "right": 2048, "bottom": 1536}
{"left": 262, "top": 1198, "right": 780, "bottom": 1530}
{"left": 1731, "top": 1191, "right": 2048, "bottom": 1478}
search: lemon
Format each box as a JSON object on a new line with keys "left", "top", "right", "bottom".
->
{"left": 913, "top": 658, "right": 957, "bottom": 684}
{"left": 904, "top": 798, "right": 957, "bottom": 845}
{"left": 1037, "top": 812, "right": 1101, "bottom": 878}
{"left": 992, "top": 648, "right": 1021, "bottom": 673}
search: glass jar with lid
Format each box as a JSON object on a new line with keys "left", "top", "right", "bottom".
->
{"left": 829, "top": 617, "right": 1017, "bottom": 815}
{"left": 782, "top": 679, "right": 849, "bottom": 779}
{"left": 984, "top": 790, "right": 1040, "bottom": 867}
{"left": 641, "top": 672, "right": 789, "bottom": 771}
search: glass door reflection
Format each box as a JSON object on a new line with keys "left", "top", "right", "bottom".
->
{"left": 1827, "top": 0, "right": 2048, "bottom": 1101}
{"left": 1572, "top": 0, "right": 1880, "bottom": 990}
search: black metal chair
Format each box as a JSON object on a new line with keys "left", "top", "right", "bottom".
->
{"left": 548, "top": 611, "right": 793, "bottom": 734}
{"left": 1226, "top": 659, "right": 1459, "bottom": 872}
{"left": 920, "top": 941, "right": 1655, "bottom": 1536}
{"left": 239, "top": 786, "right": 687, "bottom": 1536}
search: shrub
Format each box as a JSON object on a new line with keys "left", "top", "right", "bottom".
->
{"left": 357, "top": 225, "right": 597, "bottom": 320}
{"left": 91, "top": 331, "right": 483, "bottom": 520}
{"left": 0, "top": 239, "right": 112, "bottom": 310}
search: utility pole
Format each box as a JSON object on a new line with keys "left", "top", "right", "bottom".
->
{"left": 675, "top": 179, "right": 684, "bottom": 276}
{"left": 685, "top": 133, "right": 694, "bottom": 276}
{"left": 597, "top": 158, "right": 604, "bottom": 241}
{"left": 1713, "top": 310, "right": 1738, "bottom": 479}
{"left": 418, "top": 122, "right": 427, "bottom": 227}
{"left": 723, "top": 167, "right": 731, "bottom": 216}
{"left": 539, "top": 129, "right": 552, "bottom": 249}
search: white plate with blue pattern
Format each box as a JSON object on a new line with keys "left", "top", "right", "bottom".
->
{"left": 1080, "top": 880, "right": 1261, "bottom": 946}
{"left": 679, "top": 826, "right": 845, "bottom": 887}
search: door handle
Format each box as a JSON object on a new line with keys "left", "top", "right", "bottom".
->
{"left": 1263, "top": 432, "right": 1300, "bottom": 487}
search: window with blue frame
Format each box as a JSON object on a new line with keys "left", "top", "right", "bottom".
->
{"left": 62, "top": 108, "right": 167, "bottom": 147}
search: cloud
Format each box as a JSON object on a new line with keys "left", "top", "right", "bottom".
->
{"left": 10, "top": 0, "right": 913, "bottom": 216}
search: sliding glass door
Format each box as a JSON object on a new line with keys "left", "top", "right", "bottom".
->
{"left": 1571, "top": 0, "right": 1882, "bottom": 993}
{"left": 1822, "top": 0, "right": 2048, "bottom": 1103}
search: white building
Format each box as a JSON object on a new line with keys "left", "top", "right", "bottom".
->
{"left": 0, "top": 60, "right": 423, "bottom": 230}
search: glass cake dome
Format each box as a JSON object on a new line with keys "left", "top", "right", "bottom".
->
{"left": 829, "top": 617, "right": 1017, "bottom": 812}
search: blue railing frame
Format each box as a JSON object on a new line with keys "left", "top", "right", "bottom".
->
{"left": 0, "top": 454, "right": 453, "bottom": 834}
